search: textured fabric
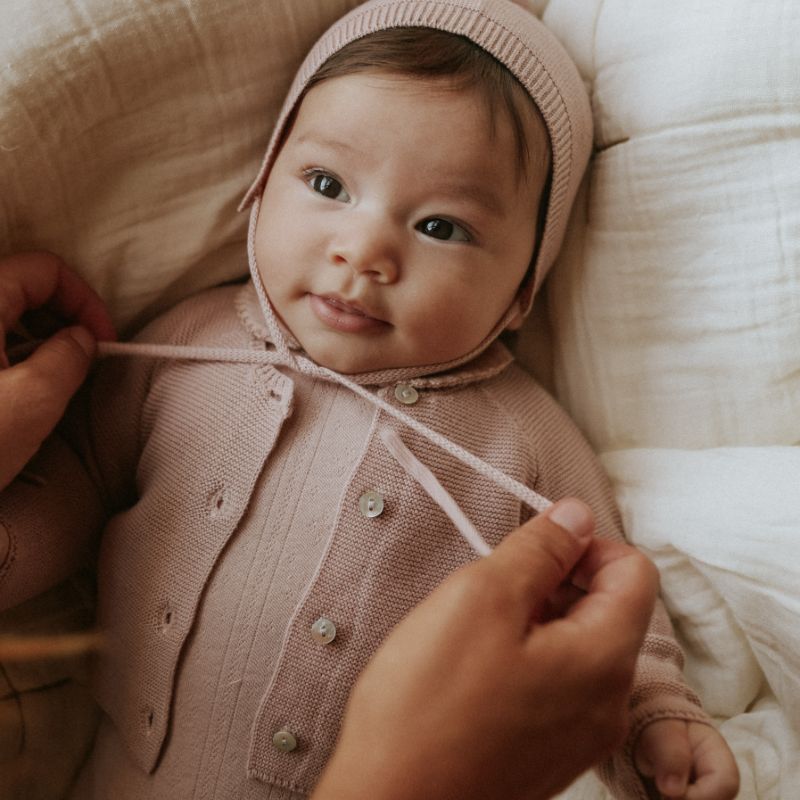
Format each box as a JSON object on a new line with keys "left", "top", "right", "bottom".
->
{"left": 71, "top": 365, "right": 372, "bottom": 800}
{"left": 526, "top": 2, "right": 800, "bottom": 797}
{"left": 0, "top": 0, "right": 366, "bottom": 333}
{"left": 522, "top": 0, "right": 800, "bottom": 451}
{"left": 1, "top": 282, "right": 708, "bottom": 799}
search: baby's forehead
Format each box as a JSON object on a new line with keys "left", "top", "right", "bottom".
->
{"left": 433, "top": 76, "right": 551, "bottom": 203}
{"left": 291, "top": 71, "right": 549, "bottom": 207}
{"left": 478, "top": 79, "right": 551, "bottom": 184}
{"left": 294, "top": 24, "right": 552, "bottom": 176}
{"left": 388, "top": 70, "right": 552, "bottom": 192}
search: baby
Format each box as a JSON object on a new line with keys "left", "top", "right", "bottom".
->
{"left": 0, "top": 1, "right": 738, "bottom": 799}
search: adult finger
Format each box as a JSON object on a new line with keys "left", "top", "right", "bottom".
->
{"left": 564, "top": 536, "right": 660, "bottom": 657}
{"left": 0, "top": 327, "right": 95, "bottom": 489}
{"left": 483, "top": 498, "right": 594, "bottom": 629}
{"left": 0, "top": 252, "right": 115, "bottom": 341}
{"left": 13, "top": 325, "right": 95, "bottom": 418}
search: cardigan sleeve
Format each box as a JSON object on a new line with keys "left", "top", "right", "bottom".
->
{"left": 496, "top": 366, "right": 711, "bottom": 800}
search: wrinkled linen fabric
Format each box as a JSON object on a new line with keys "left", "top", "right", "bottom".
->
{"left": 0, "top": 0, "right": 366, "bottom": 333}
{"left": 529, "top": 1, "right": 800, "bottom": 798}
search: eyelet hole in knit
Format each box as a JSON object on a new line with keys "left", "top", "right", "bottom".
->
{"left": 207, "top": 486, "right": 228, "bottom": 519}
{"left": 158, "top": 604, "right": 174, "bottom": 633}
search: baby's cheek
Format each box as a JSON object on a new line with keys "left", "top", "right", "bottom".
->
{"left": 415, "top": 299, "right": 494, "bottom": 358}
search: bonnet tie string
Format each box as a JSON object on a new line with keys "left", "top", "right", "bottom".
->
{"left": 377, "top": 427, "right": 492, "bottom": 556}
{"left": 96, "top": 336, "right": 552, "bottom": 558}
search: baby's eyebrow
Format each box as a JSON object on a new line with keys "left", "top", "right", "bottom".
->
{"left": 293, "top": 133, "right": 504, "bottom": 216}
{"left": 293, "top": 133, "right": 358, "bottom": 156}
{"left": 433, "top": 181, "right": 505, "bottom": 218}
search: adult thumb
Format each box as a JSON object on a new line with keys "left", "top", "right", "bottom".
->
{"left": 13, "top": 326, "right": 94, "bottom": 438}
{"left": 0, "top": 326, "right": 95, "bottom": 490}
{"left": 485, "top": 498, "right": 595, "bottom": 625}
{"left": 29, "top": 323, "right": 95, "bottom": 387}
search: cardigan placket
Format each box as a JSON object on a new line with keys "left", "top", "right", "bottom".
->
{"left": 247, "top": 384, "right": 528, "bottom": 791}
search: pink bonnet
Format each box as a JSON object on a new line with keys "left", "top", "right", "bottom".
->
{"left": 241, "top": 0, "right": 593, "bottom": 311}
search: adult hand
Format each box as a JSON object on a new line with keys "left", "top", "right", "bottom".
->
{"left": 0, "top": 252, "right": 115, "bottom": 490}
{"left": 312, "top": 498, "right": 660, "bottom": 800}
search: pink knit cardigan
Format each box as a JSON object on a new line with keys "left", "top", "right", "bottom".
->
{"left": 0, "top": 282, "right": 709, "bottom": 799}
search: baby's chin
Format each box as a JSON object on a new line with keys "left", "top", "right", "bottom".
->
{"left": 301, "top": 342, "right": 398, "bottom": 375}
{"left": 299, "top": 339, "right": 480, "bottom": 376}
{"left": 296, "top": 335, "right": 411, "bottom": 375}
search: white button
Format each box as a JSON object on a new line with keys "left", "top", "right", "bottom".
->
{"left": 359, "top": 490, "right": 385, "bottom": 518}
{"left": 273, "top": 729, "right": 298, "bottom": 752}
{"left": 311, "top": 617, "right": 337, "bottom": 645}
{"left": 394, "top": 384, "right": 419, "bottom": 405}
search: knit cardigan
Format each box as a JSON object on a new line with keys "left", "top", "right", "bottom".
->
{"left": 0, "top": 281, "right": 709, "bottom": 799}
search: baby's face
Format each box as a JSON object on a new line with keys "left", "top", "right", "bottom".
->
{"left": 254, "top": 71, "right": 547, "bottom": 374}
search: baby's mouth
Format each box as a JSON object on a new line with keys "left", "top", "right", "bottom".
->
{"left": 308, "top": 294, "right": 390, "bottom": 333}
{"left": 322, "top": 295, "right": 371, "bottom": 317}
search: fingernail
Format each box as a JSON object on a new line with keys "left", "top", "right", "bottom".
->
{"left": 66, "top": 326, "right": 95, "bottom": 358}
{"left": 548, "top": 499, "right": 593, "bottom": 540}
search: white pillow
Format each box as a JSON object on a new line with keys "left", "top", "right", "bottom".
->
{"left": 519, "top": 0, "right": 800, "bottom": 451}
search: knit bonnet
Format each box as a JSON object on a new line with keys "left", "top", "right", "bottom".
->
{"left": 241, "top": 0, "right": 593, "bottom": 377}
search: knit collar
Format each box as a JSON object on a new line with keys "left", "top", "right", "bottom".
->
{"left": 234, "top": 279, "right": 513, "bottom": 391}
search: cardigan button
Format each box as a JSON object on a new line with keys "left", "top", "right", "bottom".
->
{"left": 394, "top": 384, "right": 419, "bottom": 405}
{"left": 310, "top": 617, "right": 337, "bottom": 645}
{"left": 358, "top": 490, "right": 384, "bottom": 518}
{"left": 273, "top": 729, "right": 298, "bottom": 753}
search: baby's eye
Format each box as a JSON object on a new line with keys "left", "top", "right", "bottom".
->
{"left": 306, "top": 171, "right": 350, "bottom": 202}
{"left": 415, "top": 218, "right": 471, "bottom": 243}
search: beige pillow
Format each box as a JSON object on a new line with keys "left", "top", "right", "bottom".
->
{"left": 0, "top": 0, "right": 362, "bottom": 334}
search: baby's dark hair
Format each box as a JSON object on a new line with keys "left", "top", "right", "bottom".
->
{"left": 304, "top": 27, "right": 550, "bottom": 179}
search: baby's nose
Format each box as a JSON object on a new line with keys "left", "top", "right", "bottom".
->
{"left": 328, "top": 217, "right": 400, "bottom": 283}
